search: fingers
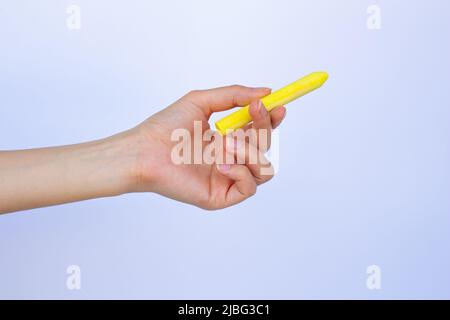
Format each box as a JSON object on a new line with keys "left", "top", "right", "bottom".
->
{"left": 250, "top": 103, "right": 285, "bottom": 130}
{"left": 216, "top": 164, "right": 257, "bottom": 206}
{"left": 212, "top": 127, "right": 276, "bottom": 208}
{"left": 249, "top": 100, "right": 272, "bottom": 150}
{"left": 232, "top": 140, "right": 274, "bottom": 185}
{"left": 242, "top": 103, "right": 287, "bottom": 148}
{"left": 186, "top": 85, "right": 271, "bottom": 116}
{"left": 270, "top": 106, "right": 286, "bottom": 129}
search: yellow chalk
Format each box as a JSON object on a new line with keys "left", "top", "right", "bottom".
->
{"left": 215, "top": 71, "right": 329, "bottom": 135}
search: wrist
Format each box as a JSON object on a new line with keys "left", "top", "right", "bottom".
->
{"left": 97, "top": 130, "right": 143, "bottom": 196}
{"left": 107, "top": 127, "right": 158, "bottom": 194}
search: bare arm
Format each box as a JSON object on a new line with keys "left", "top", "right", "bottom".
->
{"left": 0, "top": 131, "right": 137, "bottom": 213}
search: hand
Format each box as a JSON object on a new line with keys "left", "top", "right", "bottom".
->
{"left": 0, "top": 85, "right": 286, "bottom": 214}
{"left": 130, "top": 85, "right": 287, "bottom": 210}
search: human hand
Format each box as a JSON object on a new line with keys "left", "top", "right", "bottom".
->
{"left": 0, "top": 85, "right": 286, "bottom": 214}
{"left": 129, "top": 85, "right": 287, "bottom": 210}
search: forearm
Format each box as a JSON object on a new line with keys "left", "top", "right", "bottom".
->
{"left": 0, "top": 131, "right": 139, "bottom": 214}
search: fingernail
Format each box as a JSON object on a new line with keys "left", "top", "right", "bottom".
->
{"left": 217, "top": 164, "right": 231, "bottom": 172}
{"left": 258, "top": 100, "right": 267, "bottom": 117}
{"left": 281, "top": 108, "right": 287, "bottom": 120}
{"left": 273, "top": 108, "right": 286, "bottom": 129}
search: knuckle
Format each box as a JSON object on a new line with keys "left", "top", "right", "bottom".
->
{"left": 198, "top": 197, "right": 224, "bottom": 211}
{"left": 248, "top": 184, "right": 257, "bottom": 197}
{"left": 229, "top": 84, "right": 243, "bottom": 90}
{"left": 185, "top": 89, "right": 201, "bottom": 99}
{"left": 200, "top": 205, "right": 220, "bottom": 212}
{"left": 198, "top": 202, "right": 216, "bottom": 211}
{"left": 255, "top": 172, "right": 273, "bottom": 184}
{"left": 259, "top": 166, "right": 275, "bottom": 182}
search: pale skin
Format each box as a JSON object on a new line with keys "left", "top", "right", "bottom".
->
{"left": 0, "top": 85, "right": 286, "bottom": 214}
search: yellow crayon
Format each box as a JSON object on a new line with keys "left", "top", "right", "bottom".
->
{"left": 215, "top": 71, "right": 329, "bottom": 135}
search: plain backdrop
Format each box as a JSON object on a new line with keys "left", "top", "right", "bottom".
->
{"left": 1, "top": 0, "right": 449, "bottom": 299}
